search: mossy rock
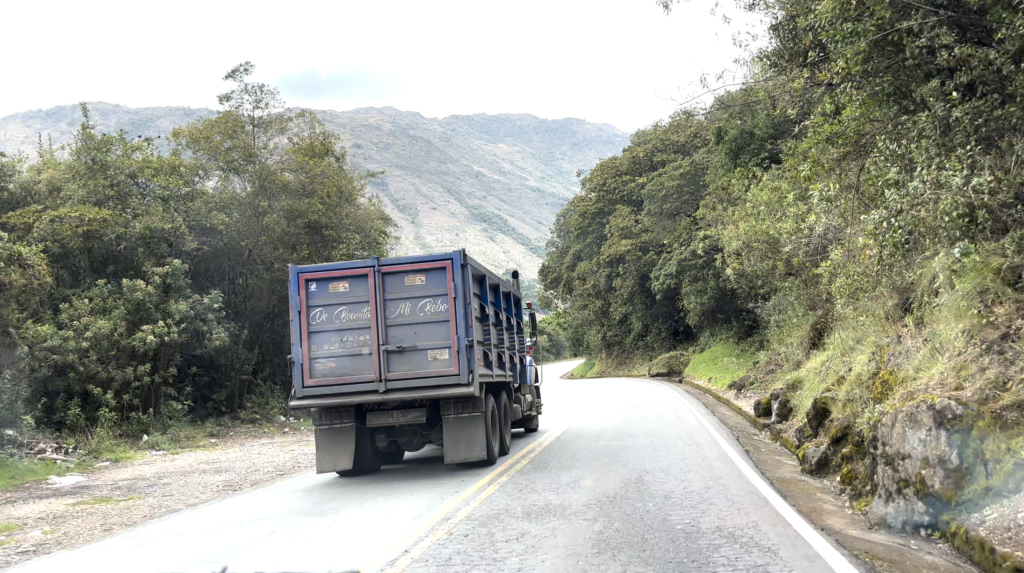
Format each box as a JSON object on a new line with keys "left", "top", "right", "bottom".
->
{"left": 872, "top": 369, "right": 902, "bottom": 403}
{"left": 727, "top": 374, "right": 753, "bottom": 392}
{"left": 770, "top": 388, "right": 793, "bottom": 424}
{"left": 648, "top": 351, "right": 691, "bottom": 378}
{"left": 824, "top": 417, "right": 854, "bottom": 446}
{"left": 801, "top": 445, "right": 832, "bottom": 475}
{"left": 769, "top": 426, "right": 801, "bottom": 456}
{"left": 793, "top": 422, "right": 815, "bottom": 447}
{"left": 806, "top": 393, "right": 834, "bottom": 436}
{"left": 945, "top": 523, "right": 1022, "bottom": 573}
{"left": 852, "top": 496, "right": 873, "bottom": 514}
{"left": 753, "top": 396, "right": 772, "bottom": 418}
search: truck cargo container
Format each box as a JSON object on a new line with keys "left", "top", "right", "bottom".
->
{"left": 286, "top": 250, "right": 542, "bottom": 475}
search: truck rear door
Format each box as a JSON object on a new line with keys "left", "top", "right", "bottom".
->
{"left": 298, "top": 268, "right": 380, "bottom": 386}
{"left": 379, "top": 261, "right": 459, "bottom": 383}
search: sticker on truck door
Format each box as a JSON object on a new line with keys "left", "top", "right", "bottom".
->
{"left": 427, "top": 349, "right": 449, "bottom": 361}
{"left": 328, "top": 281, "right": 349, "bottom": 292}
{"left": 405, "top": 274, "right": 426, "bottom": 286}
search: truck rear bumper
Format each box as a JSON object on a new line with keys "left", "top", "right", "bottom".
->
{"left": 289, "top": 384, "right": 478, "bottom": 409}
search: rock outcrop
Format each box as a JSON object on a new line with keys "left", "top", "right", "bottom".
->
{"left": 806, "top": 393, "right": 834, "bottom": 437}
{"left": 770, "top": 388, "right": 793, "bottom": 424}
{"left": 867, "top": 398, "right": 967, "bottom": 531}
{"left": 727, "top": 375, "right": 752, "bottom": 392}
{"left": 753, "top": 396, "right": 772, "bottom": 418}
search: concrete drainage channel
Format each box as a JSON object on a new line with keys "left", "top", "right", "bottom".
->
{"left": 663, "top": 376, "right": 997, "bottom": 573}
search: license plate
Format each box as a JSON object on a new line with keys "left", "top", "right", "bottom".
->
{"left": 366, "top": 408, "right": 427, "bottom": 427}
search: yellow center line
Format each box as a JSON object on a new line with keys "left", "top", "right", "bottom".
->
{"left": 360, "top": 425, "right": 569, "bottom": 573}
{"left": 380, "top": 423, "right": 571, "bottom": 573}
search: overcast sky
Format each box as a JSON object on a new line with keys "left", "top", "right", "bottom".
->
{"left": 2, "top": 0, "right": 765, "bottom": 132}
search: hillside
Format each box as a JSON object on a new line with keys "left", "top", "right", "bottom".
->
{"left": 0, "top": 103, "right": 627, "bottom": 278}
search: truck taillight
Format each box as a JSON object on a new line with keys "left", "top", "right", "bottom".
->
{"left": 526, "top": 345, "right": 533, "bottom": 355}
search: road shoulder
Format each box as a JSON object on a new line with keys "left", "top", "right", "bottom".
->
{"left": 658, "top": 378, "right": 978, "bottom": 573}
{"left": 0, "top": 431, "right": 314, "bottom": 570}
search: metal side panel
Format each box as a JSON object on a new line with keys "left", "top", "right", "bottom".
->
{"left": 314, "top": 425, "right": 356, "bottom": 473}
{"left": 288, "top": 265, "right": 304, "bottom": 395}
{"left": 442, "top": 413, "right": 487, "bottom": 464}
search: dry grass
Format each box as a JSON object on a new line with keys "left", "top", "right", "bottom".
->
{"left": 773, "top": 251, "right": 1024, "bottom": 424}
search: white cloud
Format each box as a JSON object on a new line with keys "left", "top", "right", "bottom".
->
{"left": 0, "top": 0, "right": 765, "bottom": 132}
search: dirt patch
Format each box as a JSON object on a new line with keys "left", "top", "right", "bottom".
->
{"left": 0, "top": 429, "right": 315, "bottom": 569}
{"left": 960, "top": 491, "right": 1024, "bottom": 566}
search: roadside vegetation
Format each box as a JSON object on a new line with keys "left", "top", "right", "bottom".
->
{"left": 540, "top": 0, "right": 1024, "bottom": 545}
{"left": 0, "top": 63, "right": 394, "bottom": 472}
{"left": 0, "top": 458, "right": 69, "bottom": 491}
{"left": 530, "top": 311, "right": 580, "bottom": 364}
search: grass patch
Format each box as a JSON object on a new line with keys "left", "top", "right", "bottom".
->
{"left": 0, "top": 457, "right": 71, "bottom": 490}
{"left": 0, "top": 523, "right": 17, "bottom": 534}
{"left": 0, "top": 538, "right": 16, "bottom": 548}
{"left": 684, "top": 342, "right": 758, "bottom": 389}
{"left": 570, "top": 357, "right": 597, "bottom": 378}
{"left": 648, "top": 351, "right": 691, "bottom": 378}
{"left": 145, "top": 420, "right": 225, "bottom": 452}
{"left": 85, "top": 431, "right": 141, "bottom": 463}
{"left": 41, "top": 528, "right": 56, "bottom": 536}
{"left": 588, "top": 356, "right": 648, "bottom": 377}
{"left": 567, "top": 355, "right": 653, "bottom": 379}
{"left": 68, "top": 495, "right": 142, "bottom": 507}
{"left": 288, "top": 417, "right": 313, "bottom": 431}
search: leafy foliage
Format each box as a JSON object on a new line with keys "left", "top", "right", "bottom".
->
{"left": 542, "top": 0, "right": 1024, "bottom": 419}
{"left": 0, "top": 64, "right": 394, "bottom": 434}
{"left": 531, "top": 311, "right": 579, "bottom": 364}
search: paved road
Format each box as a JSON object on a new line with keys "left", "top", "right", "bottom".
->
{"left": 15, "top": 361, "right": 861, "bottom": 573}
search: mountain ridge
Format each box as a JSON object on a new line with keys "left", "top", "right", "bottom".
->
{"left": 0, "top": 102, "right": 629, "bottom": 278}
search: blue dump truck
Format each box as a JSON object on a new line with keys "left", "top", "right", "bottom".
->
{"left": 286, "top": 250, "right": 542, "bottom": 475}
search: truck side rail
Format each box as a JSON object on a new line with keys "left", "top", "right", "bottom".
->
{"left": 289, "top": 384, "right": 478, "bottom": 409}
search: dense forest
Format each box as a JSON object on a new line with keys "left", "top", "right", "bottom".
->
{"left": 541, "top": 0, "right": 1024, "bottom": 420}
{"left": 0, "top": 63, "right": 394, "bottom": 436}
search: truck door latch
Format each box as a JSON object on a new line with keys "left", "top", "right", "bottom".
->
{"left": 388, "top": 344, "right": 418, "bottom": 352}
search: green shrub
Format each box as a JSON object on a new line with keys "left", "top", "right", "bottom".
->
{"left": 570, "top": 358, "right": 597, "bottom": 378}
{"left": 21, "top": 261, "right": 235, "bottom": 432}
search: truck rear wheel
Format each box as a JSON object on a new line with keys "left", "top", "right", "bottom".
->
{"left": 522, "top": 413, "right": 540, "bottom": 433}
{"left": 498, "top": 392, "right": 512, "bottom": 456}
{"left": 483, "top": 393, "right": 500, "bottom": 465}
{"left": 336, "top": 424, "right": 383, "bottom": 477}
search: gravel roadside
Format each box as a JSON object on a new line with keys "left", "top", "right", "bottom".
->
{"left": 0, "top": 430, "right": 315, "bottom": 569}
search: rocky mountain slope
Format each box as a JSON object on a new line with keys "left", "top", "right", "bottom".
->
{"left": 0, "top": 103, "right": 628, "bottom": 278}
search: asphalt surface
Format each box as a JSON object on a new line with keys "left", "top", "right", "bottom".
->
{"left": 14, "top": 361, "right": 861, "bottom": 573}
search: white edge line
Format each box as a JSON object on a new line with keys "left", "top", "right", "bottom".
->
{"left": 656, "top": 381, "right": 860, "bottom": 573}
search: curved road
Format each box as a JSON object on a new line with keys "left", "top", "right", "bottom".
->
{"left": 15, "top": 361, "right": 861, "bottom": 573}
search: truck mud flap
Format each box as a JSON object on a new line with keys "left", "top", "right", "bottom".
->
{"left": 443, "top": 413, "right": 487, "bottom": 464}
{"left": 314, "top": 425, "right": 356, "bottom": 473}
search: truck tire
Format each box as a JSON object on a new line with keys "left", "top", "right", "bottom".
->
{"left": 382, "top": 448, "right": 405, "bottom": 465}
{"left": 522, "top": 413, "right": 540, "bottom": 433}
{"left": 336, "top": 424, "right": 383, "bottom": 477}
{"left": 483, "top": 393, "right": 500, "bottom": 465}
{"left": 498, "top": 392, "right": 513, "bottom": 456}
